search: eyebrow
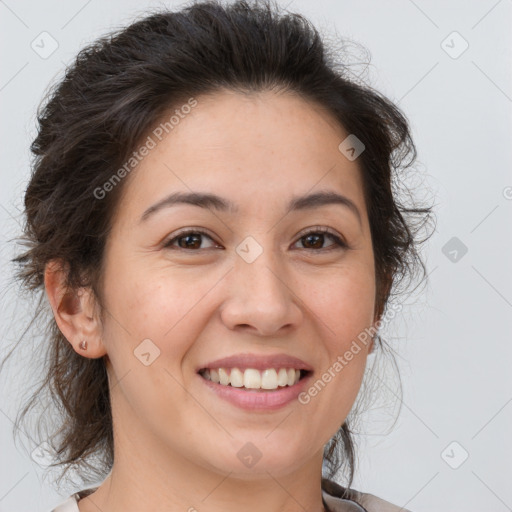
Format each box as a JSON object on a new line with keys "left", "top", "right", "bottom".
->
{"left": 139, "top": 190, "right": 362, "bottom": 226}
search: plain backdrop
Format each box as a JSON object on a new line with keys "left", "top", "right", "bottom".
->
{"left": 1, "top": 1, "right": 511, "bottom": 511}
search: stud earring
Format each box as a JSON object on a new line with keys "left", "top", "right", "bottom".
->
{"left": 79, "top": 340, "right": 88, "bottom": 350}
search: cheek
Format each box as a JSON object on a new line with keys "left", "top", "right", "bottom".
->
{"left": 303, "top": 261, "right": 376, "bottom": 340}
{"left": 100, "top": 268, "right": 205, "bottom": 420}
{"left": 298, "top": 263, "right": 375, "bottom": 414}
{"left": 102, "top": 261, "right": 215, "bottom": 366}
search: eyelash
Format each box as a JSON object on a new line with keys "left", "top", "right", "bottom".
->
{"left": 162, "top": 227, "right": 348, "bottom": 252}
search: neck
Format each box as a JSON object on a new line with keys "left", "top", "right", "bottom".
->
{"left": 78, "top": 405, "right": 327, "bottom": 512}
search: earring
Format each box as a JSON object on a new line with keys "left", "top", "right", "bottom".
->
{"left": 79, "top": 340, "right": 88, "bottom": 350}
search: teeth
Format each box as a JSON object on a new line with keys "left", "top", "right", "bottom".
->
{"left": 277, "top": 368, "right": 288, "bottom": 386}
{"left": 218, "top": 368, "right": 229, "bottom": 386}
{"left": 230, "top": 368, "right": 244, "bottom": 388}
{"left": 245, "top": 368, "right": 263, "bottom": 389}
{"left": 201, "top": 367, "right": 303, "bottom": 390}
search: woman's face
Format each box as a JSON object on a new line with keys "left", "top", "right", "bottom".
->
{"left": 97, "top": 89, "right": 377, "bottom": 478}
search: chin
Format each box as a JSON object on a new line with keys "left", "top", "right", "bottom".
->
{"left": 204, "top": 440, "right": 311, "bottom": 478}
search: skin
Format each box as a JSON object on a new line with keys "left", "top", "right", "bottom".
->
{"left": 45, "top": 89, "right": 380, "bottom": 512}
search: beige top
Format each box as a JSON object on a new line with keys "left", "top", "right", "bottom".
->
{"left": 49, "top": 478, "right": 411, "bottom": 512}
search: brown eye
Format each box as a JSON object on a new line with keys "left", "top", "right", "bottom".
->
{"left": 294, "top": 228, "right": 347, "bottom": 251}
{"left": 163, "top": 230, "right": 220, "bottom": 250}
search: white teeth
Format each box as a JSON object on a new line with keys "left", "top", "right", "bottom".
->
{"left": 218, "top": 368, "right": 229, "bottom": 385}
{"left": 230, "top": 368, "right": 244, "bottom": 387}
{"left": 210, "top": 368, "right": 219, "bottom": 383}
{"left": 277, "top": 368, "right": 288, "bottom": 386}
{"left": 201, "top": 367, "right": 304, "bottom": 390}
{"left": 245, "top": 368, "right": 262, "bottom": 389}
{"left": 260, "top": 369, "right": 277, "bottom": 389}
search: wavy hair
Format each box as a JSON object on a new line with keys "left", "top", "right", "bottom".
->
{"left": 2, "top": 0, "right": 434, "bottom": 492}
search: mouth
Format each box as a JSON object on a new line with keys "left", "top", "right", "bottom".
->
{"left": 197, "top": 367, "right": 312, "bottom": 392}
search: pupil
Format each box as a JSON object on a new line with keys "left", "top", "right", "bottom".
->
{"left": 179, "top": 234, "right": 200, "bottom": 249}
{"left": 304, "top": 234, "right": 323, "bottom": 249}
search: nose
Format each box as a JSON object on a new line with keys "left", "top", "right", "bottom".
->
{"left": 219, "top": 242, "right": 303, "bottom": 336}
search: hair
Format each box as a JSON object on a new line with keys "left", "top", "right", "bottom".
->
{"left": 2, "top": 0, "right": 434, "bottom": 494}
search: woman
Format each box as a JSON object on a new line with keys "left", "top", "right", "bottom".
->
{"left": 7, "top": 1, "right": 433, "bottom": 510}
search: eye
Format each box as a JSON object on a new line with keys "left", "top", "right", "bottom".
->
{"left": 293, "top": 227, "right": 348, "bottom": 251}
{"left": 162, "top": 227, "right": 348, "bottom": 252}
{"left": 162, "top": 229, "right": 221, "bottom": 250}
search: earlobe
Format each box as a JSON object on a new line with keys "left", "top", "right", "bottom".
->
{"left": 44, "top": 259, "right": 107, "bottom": 359}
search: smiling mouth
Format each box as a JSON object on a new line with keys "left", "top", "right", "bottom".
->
{"left": 198, "top": 367, "right": 311, "bottom": 391}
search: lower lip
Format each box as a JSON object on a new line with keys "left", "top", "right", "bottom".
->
{"left": 198, "top": 372, "right": 313, "bottom": 411}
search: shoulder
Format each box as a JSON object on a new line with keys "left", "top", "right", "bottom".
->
{"left": 48, "top": 487, "right": 96, "bottom": 512}
{"left": 322, "top": 478, "right": 413, "bottom": 512}
{"left": 352, "top": 491, "right": 413, "bottom": 512}
{"left": 50, "top": 482, "right": 409, "bottom": 512}
{"left": 48, "top": 494, "right": 80, "bottom": 512}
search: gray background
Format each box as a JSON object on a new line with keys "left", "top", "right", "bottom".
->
{"left": 1, "top": 1, "right": 511, "bottom": 511}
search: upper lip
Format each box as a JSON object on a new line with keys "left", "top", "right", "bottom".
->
{"left": 197, "top": 353, "right": 313, "bottom": 372}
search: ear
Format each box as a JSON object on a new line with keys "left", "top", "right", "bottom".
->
{"left": 44, "top": 259, "right": 107, "bottom": 359}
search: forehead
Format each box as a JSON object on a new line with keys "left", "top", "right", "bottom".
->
{"left": 115, "top": 89, "right": 367, "bottom": 224}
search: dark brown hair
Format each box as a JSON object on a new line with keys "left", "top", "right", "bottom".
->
{"left": 2, "top": 0, "right": 434, "bottom": 492}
